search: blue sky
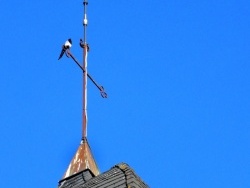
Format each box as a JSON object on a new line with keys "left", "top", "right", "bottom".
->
{"left": 0, "top": 1, "right": 250, "bottom": 187}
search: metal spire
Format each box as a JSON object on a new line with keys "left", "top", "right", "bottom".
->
{"left": 57, "top": 0, "right": 107, "bottom": 180}
{"left": 82, "top": 0, "right": 88, "bottom": 139}
{"left": 58, "top": 0, "right": 107, "bottom": 139}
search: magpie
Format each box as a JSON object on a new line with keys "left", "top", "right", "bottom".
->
{"left": 58, "top": 39, "right": 72, "bottom": 60}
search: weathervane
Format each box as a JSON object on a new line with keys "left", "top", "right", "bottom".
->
{"left": 58, "top": 0, "right": 107, "bottom": 139}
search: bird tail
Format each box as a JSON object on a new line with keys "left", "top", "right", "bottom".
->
{"left": 58, "top": 48, "right": 66, "bottom": 60}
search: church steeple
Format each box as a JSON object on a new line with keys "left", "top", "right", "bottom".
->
{"left": 57, "top": 1, "right": 149, "bottom": 187}
{"left": 58, "top": 0, "right": 106, "bottom": 180}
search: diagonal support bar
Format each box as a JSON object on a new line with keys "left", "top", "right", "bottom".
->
{"left": 66, "top": 50, "right": 108, "bottom": 98}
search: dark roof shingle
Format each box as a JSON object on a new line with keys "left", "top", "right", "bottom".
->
{"left": 58, "top": 163, "right": 149, "bottom": 188}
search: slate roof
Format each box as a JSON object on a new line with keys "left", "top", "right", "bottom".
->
{"left": 58, "top": 163, "right": 149, "bottom": 188}
{"left": 59, "top": 169, "right": 95, "bottom": 188}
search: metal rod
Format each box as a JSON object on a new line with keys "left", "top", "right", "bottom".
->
{"left": 83, "top": 0, "right": 88, "bottom": 44}
{"left": 67, "top": 51, "right": 107, "bottom": 97}
{"left": 82, "top": 0, "right": 88, "bottom": 138}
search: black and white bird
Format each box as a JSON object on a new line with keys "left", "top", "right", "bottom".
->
{"left": 58, "top": 38, "right": 72, "bottom": 60}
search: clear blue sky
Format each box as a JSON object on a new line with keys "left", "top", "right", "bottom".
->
{"left": 0, "top": 1, "right": 249, "bottom": 187}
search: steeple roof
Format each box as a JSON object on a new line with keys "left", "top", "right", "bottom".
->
{"left": 56, "top": 2, "right": 148, "bottom": 187}
{"left": 61, "top": 137, "right": 100, "bottom": 180}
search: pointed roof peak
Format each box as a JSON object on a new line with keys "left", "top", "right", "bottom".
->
{"left": 61, "top": 138, "right": 100, "bottom": 180}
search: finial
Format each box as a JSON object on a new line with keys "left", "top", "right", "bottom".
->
{"left": 57, "top": 0, "right": 108, "bottom": 149}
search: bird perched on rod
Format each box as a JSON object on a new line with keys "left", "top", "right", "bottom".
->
{"left": 58, "top": 38, "right": 72, "bottom": 60}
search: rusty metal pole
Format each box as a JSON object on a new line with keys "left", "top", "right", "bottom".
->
{"left": 82, "top": 0, "right": 88, "bottom": 139}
